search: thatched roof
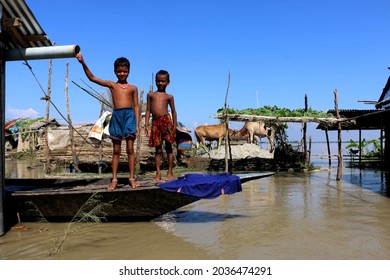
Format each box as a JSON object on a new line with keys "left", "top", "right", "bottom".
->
{"left": 29, "top": 118, "right": 60, "bottom": 130}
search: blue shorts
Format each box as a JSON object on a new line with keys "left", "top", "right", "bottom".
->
{"left": 109, "top": 108, "right": 136, "bottom": 140}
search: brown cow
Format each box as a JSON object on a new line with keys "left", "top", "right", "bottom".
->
{"left": 238, "top": 121, "right": 275, "bottom": 152}
{"left": 195, "top": 123, "right": 237, "bottom": 149}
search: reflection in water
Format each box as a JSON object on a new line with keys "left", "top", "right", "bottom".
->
{"left": 344, "top": 168, "right": 390, "bottom": 198}
{"left": 2, "top": 161, "right": 390, "bottom": 260}
{"left": 5, "top": 158, "right": 50, "bottom": 179}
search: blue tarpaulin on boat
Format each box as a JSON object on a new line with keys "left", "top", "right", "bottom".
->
{"left": 159, "top": 172, "right": 242, "bottom": 199}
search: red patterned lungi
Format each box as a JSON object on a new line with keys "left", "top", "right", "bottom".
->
{"left": 149, "top": 114, "right": 175, "bottom": 147}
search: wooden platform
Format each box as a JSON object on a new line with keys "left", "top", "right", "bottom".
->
{"left": 4, "top": 172, "right": 274, "bottom": 223}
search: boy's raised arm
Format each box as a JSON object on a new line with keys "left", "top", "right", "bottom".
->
{"left": 76, "top": 53, "right": 112, "bottom": 88}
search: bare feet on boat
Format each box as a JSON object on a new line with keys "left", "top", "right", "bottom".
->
{"left": 165, "top": 172, "right": 175, "bottom": 181}
{"left": 165, "top": 176, "right": 174, "bottom": 181}
{"left": 153, "top": 172, "right": 162, "bottom": 182}
{"left": 129, "top": 178, "right": 139, "bottom": 189}
{"left": 108, "top": 179, "right": 118, "bottom": 191}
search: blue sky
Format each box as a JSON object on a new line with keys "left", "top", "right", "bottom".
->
{"left": 5, "top": 0, "right": 390, "bottom": 143}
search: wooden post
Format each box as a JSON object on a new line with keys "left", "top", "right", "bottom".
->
{"left": 98, "top": 92, "right": 105, "bottom": 174}
{"left": 65, "top": 62, "right": 78, "bottom": 172}
{"left": 44, "top": 55, "right": 53, "bottom": 174}
{"left": 224, "top": 72, "right": 231, "bottom": 173}
{"left": 385, "top": 110, "right": 390, "bottom": 171}
{"left": 136, "top": 89, "right": 144, "bottom": 170}
{"left": 325, "top": 129, "right": 331, "bottom": 167}
{"left": 334, "top": 89, "right": 343, "bottom": 180}
{"left": 358, "top": 129, "right": 362, "bottom": 166}
{"left": 308, "top": 135, "right": 312, "bottom": 163}
{"left": 303, "top": 94, "right": 308, "bottom": 163}
{"left": 380, "top": 114, "right": 384, "bottom": 168}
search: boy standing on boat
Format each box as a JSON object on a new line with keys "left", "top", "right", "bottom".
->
{"left": 145, "top": 70, "right": 177, "bottom": 181}
{"left": 76, "top": 53, "right": 140, "bottom": 190}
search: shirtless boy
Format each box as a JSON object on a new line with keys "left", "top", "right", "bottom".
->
{"left": 145, "top": 70, "right": 177, "bottom": 181}
{"left": 76, "top": 53, "right": 140, "bottom": 190}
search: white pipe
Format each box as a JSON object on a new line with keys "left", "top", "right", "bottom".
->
{"left": 5, "top": 45, "right": 80, "bottom": 61}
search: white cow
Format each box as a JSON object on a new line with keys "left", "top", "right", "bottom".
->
{"left": 238, "top": 121, "right": 275, "bottom": 152}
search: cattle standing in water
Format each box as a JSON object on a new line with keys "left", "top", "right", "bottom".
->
{"left": 238, "top": 121, "right": 275, "bottom": 152}
{"left": 194, "top": 123, "right": 237, "bottom": 150}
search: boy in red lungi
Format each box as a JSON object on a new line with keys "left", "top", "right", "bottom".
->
{"left": 145, "top": 70, "right": 177, "bottom": 181}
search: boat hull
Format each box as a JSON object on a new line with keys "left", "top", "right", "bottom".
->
{"left": 5, "top": 172, "right": 274, "bottom": 223}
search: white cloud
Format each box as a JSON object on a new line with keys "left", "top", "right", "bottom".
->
{"left": 6, "top": 108, "right": 40, "bottom": 119}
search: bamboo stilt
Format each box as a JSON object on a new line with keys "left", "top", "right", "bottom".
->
{"left": 334, "top": 89, "right": 343, "bottom": 180}
{"left": 325, "top": 129, "right": 331, "bottom": 167}
{"left": 303, "top": 94, "right": 308, "bottom": 163}
{"left": 308, "top": 135, "right": 312, "bottom": 163}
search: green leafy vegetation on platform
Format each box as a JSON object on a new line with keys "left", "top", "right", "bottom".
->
{"left": 14, "top": 117, "right": 44, "bottom": 141}
{"left": 217, "top": 106, "right": 334, "bottom": 118}
{"left": 14, "top": 117, "right": 44, "bottom": 130}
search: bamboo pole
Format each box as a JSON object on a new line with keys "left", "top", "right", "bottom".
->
{"left": 334, "top": 89, "right": 343, "bottom": 180}
{"left": 214, "top": 113, "right": 353, "bottom": 125}
{"left": 44, "top": 55, "right": 53, "bottom": 174}
{"left": 303, "top": 94, "right": 308, "bottom": 163}
{"left": 358, "top": 129, "right": 362, "bottom": 166}
{"left": 380, "top": 114, "right": 384, "bottom": 168}
{"left": 224, "top": 72, "right": 231, "bottom": 173}
{"left": 65, "top": 62, "right": 78, "bottom": 172}
{"left": 136, "top": 89, "right": 144, "bottom": 170}
{"left": 98, "top": 92, "right": 105, "bottom": 174}
{"left": 308, "top": 135, "right": 312, "bottom": 163}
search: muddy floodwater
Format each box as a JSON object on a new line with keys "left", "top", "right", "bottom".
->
{"left": 1, "top": 159, "right": 390, "bottom": 260}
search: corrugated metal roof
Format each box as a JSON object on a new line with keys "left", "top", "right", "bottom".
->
{"left": 1, "top": 0, "right": 52, "bottom": 49}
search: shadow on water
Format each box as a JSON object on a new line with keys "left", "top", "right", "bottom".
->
{"left": 154, "top": 210, "right": 248, "bottom": 223}
{"left": 342, "top": 167, "right": 390, "bottom": 198}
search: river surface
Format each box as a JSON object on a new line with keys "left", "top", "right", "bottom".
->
{"left": 1, "top": 159, "right": 390, "bottom": 260}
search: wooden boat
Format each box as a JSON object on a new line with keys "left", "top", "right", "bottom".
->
{"left": 4, "top": 172, "right": 274, "bottom": 223}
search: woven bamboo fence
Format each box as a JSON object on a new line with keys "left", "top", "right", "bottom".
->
{"left": 35, "top": 121, "right": 156, "bottom": 169}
